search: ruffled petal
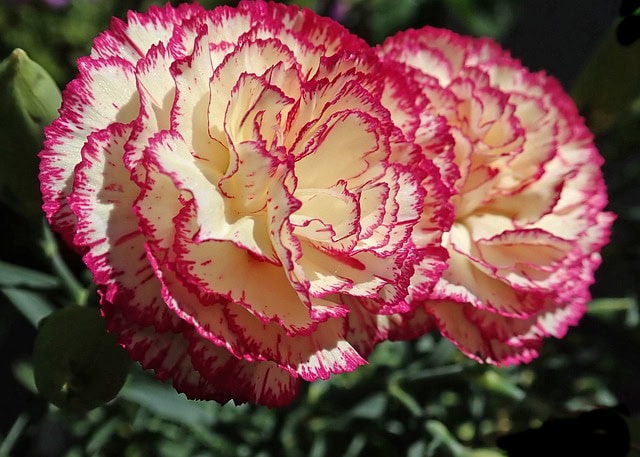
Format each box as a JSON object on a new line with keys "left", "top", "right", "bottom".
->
{"left": 68, "top": 123, "right": 179, "bottom": 331}
{"left": 90, "top": 3, "right": 206, "bottom": 63}
{"left": 40, "top": 57, "right": 139, "bottom": 244}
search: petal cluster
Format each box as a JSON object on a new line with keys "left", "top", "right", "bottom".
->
{"left": 378, "top": 27, "right": 614, "bottom": 364}
{"left": 40, "top": 2, "right": 453, "bottom": 406}
{"left": 41, "top": 2, "right": 613, "bottom": 406}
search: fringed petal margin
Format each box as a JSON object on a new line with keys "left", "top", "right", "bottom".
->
{"left": 106, "top": 306, "right": 300, "bottom": 407}
{"left": 40, "top": 57, "right": 139, "bottom": 246}
{"left": 189, "top": 336, "right": 300, "bottom": 407}
{"left": 425, "top": 301, "right": 542, "bottom": 365}
{"left": 67, "top": 123, "right": 180, "bottom": 331}
{"left": 90, "top": 3, "right": 206, "bottom": 63}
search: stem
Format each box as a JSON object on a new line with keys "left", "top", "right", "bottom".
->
{"left": 401, "top": 364, "right": 465, "bottom": 383}
{"left": 387, "top": 382, "right": 422, "bottom": 417}
{"left": 0, "top": 413, "right": 29, "bottom": 456}
{"left": 41, "top": 220, "right": 87, "bottom": 306}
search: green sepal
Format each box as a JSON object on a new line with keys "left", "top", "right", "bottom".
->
{"left": 33, "top": 306, "right": 130, "bottom": 412}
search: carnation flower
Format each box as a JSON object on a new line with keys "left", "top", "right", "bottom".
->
{"left": 378, "top": 27, "right": 614, "bottom": 364}
{"left": 40, "top": 2, "right": 453, "bottom": 405}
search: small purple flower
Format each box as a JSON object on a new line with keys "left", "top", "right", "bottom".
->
{"left": 329, "top": 0, "right": 350, "bottom": 22}
{"left": 43, "top": 0, "right": 70, "bottom": 8}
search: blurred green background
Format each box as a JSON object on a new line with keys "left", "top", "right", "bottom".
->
{"left": 1, "top": 0, "right": 639, "bottom": 456}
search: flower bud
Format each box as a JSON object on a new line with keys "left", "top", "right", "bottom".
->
{"left": 0, "top": 49, "right": 61, "bottom": 222}
{"left": 572, "top": 28, "right": 640, "bottom": 133}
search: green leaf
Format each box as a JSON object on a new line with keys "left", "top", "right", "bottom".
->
{"left": 346, "top": 393, "right": 387, "bottom": 420}
{"left": 41, "top": 221, "right": 89, "bottom": 306}
{"left": 588, "top": 297, "right": 639, "bottom": 327}
{"left": 626, "top": 416, "right": 640, "bottom": 457}
{"left": 476, "top": 369, "right": 525, "bottom": 401}
{"left": 118, "top": 376, "right": 216, "bottom": 429}
{"left": 85, "top": 417, "right": 120, "bottom": 455}
{"left": 367, "top": 0, "right": 420, "bottom": 44}
{"left": 158, "top": 438, "right": 199, "bottom": 457}
{"left": 427, "top": 336, "right": 459, "bottom": 365}
{"left": 588, "top": 297, "right": 637, "bottom": 314}
{"left": 308, "top": 433, "right": 327, "bottom": 457}
{"left": 388, "top": 382, "right": 422, "bottom": 417}
{"left": 446, "top": 0, "right": 518, "bottom": 39}
{"left": 1, "top": 286, "right": 55, "bottom": 326}
{"left": 464, "top": 449, "right": 506, "bottom": 457}
{"left": 425, "top": 420, "right": 467, "bottom": 457}
{"left": 0, "top": 413, "right": 29, "bottom": 457}
{"left": 288, "top": 0, "right": 317, "bottom": 10}
{"left": 368, "top": 340, "right": 408, "bottom": 368}
{"left": 0, "top": 260, "right": 59, "bottom": 289}
{"left": 12, "top": 360, "right": 37, "bottom": 394}
{"left": 407, "top": 441, "right": 426, "bottom": 457}
{"left": 402, "top": 364, "right": 465, "bottom": 383}
{"left": 343, "top": 434, "right": 366, "bottom": 457}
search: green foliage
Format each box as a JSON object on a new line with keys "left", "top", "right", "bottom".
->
{"left": 334, "top": 0, "right": 520, "bottom": 45}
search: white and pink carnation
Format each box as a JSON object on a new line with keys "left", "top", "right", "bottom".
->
{"left": 40, "top": 2, "right": 454, "bottom": 406}
{"left": 377, "top": 27, "right": 614, "bottom": 364}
